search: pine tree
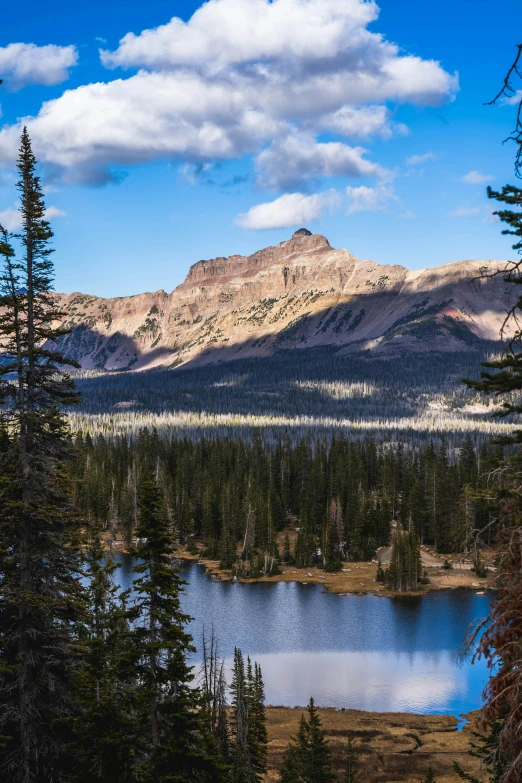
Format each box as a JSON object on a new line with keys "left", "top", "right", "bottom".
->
{"left": 451, "top": 486, "right": 476, "bottom": 553}
{"left": 304, "top": 698, "right": 334, "bottom": 783}
{"left": 279, "top": 718, "right": 305, "bottom": 783}
{"left": 343, "top": 736, "right": 359, "bottom": 783}
{"left": 200, "top": 626, "right": 228, "bottom": 759}
{"left": 329, "top": 497, "right": 345, "bottom": 560}
{"left": 385, "top": 522, "right": 421, "bottom": 592}
{"left": 0, "top": 129, "right": 84, "bottom": 782}
{"left": 131, "top": 472, "right": 224, "bottom": 782}
{"left": 279, "top": 698, "right": 334, "bottom": 783}
{"left": 0, "top": 424, "right": 18, "bottom": 759}
{"left": 453, "top": 762, "right": 482, "bottom": 783}
{"left": 71, "top": 536, "right": 136, "bottom": 782}
{"left": 459, "top": 436, "right": 477, "bottom": 486}
{"left": 420, "top": 765, "right": 436, "bottom": 783}
{"left": 248, "top": 662, "right": 268, "bottom": 781}
{"left": 453, "top": 720, "right": 507, "bottom": 782}
{"left": 219, "top": 523, "right": 237, "bottom": 569}
{"left": 282, "top": 531, "right": 293, "bottom": 564}
{"left": 230, "top": 648, "right": 256, "bottom": 783}
{"left": 228, "top": 649, "right": 268, "bottom": 783}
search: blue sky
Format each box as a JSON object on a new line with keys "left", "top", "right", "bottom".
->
{"left": 1, "top": 0, "right": 521, "bottom": 297}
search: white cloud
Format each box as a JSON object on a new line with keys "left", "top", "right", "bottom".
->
{"left": 0, "top": 203, "right": 66, "bottom": 231}
{"left": 317, "top": 105, "right": 405, "bottom": 139}
{"left": 0, "top": 71, "right": 289, "bottom": 185}
{"left": 346, "top": 184, "right": 397, "bottom": 213}
{"left": 449, "top": 206, "right": 481, "bottom": 217}
{"left": 45, "top": 206, "right": 66, "bottom": 220}
{"left": 101, "top": 0, "right": 377, "bottom": 70}
{"left": 0, "top": 0, "right": 457, "bottom": 185}
{"left": 406, "top": 151, "right": 436, "bottom": 165}
{"left": 501, "top": 89, "right": 522, "bottom": 106}
{"left": 100, "top": 0, "right": 457, "bottom": 112}
{"left": 101, "top": 0, "right": 448, "bottom": 100}
{"left": 0, "top": 207, "right": 21, "bottom": 231}
{"left": 235, "top": 190, "right": 339, "bottom": 229}
{"left": 461, "top": 170, "right": 494, "bottom": 184}
{"left": 0, "top": 43, "right": 77, "bottom": 90}
{"left": 257, "top": 134, "right": 389, "bottom": 189}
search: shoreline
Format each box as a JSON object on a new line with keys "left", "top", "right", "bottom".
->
{"left": 102, "top": 535, "right": 494, "bottom": 597}
{"left": 176, "top": 548, "right": 494, "bottom": 598}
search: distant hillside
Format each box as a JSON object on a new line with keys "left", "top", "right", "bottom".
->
{"left": 56, "top": 230, "right": 511, "bottom": 371}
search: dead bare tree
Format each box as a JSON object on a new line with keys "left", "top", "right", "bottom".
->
{"left": 486, "top": 43, "right": 522, "bottom": 177}
{"left": 200, "top": 626, "right": 229, "bottom": 757}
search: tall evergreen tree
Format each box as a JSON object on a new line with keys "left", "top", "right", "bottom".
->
{"left": 279, "top": 698, "right": 334, "bottom": 783}
{"left": 282, "top": 531, "right": 293, "bottom": 564}
{"left": 247, "top": 661, "right": 267, "bottom": 781}
{"left": 71, "top": 536, "right": 136, "bottom": 782}
{"left": 385, "top": 521, "right": 422, "bottom": 592}
{"left": 0, "top": 129, "right": 83, "bottom": 782}
{"left": 131, "top": 472, "right": 224, "bottom": 782}
{"left": 279, "top": 716, "right": 307, "bottom": 783}
{"left": 343, "top": 736, "right": 359, "bottom": 783}
{"left": 230, "top": 648, "right": 256, "bottom": 783}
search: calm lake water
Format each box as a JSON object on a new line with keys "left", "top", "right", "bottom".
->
{"left": 116, "top": 556, "right": 492, "bottom": 717}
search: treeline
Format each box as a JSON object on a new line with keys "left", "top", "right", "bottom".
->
{"left": 69, "top": 427, "right": 502, "bottom": 567}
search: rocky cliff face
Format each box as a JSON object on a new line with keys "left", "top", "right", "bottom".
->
{"left": 55, "top": 231, "right": 511, "bottom": 371}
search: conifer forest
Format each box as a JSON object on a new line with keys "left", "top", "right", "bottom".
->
{"left": 70, "top": 429, "right": 499, "bottom": 567}
{"left": 1, "top": 13, "right": 522, "bottom": 783}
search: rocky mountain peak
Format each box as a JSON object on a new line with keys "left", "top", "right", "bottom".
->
{"left": 182, "top": 230, "right": 331, "bottom": 287}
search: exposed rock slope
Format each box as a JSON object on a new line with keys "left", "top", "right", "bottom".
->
{"left": 56, "top": 230, "right": 511, "bottom": 371}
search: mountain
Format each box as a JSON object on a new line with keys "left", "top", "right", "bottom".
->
{"left": 56, "top": 230, "right": 511, "bottom": 371}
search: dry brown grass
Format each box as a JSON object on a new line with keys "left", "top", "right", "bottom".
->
{"left": 264, "top": 707, "right": 486, "bottom": 782}
{"left": 178, "top": 546, "right": 493, "bottom": 598}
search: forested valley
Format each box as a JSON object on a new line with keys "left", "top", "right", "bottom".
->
{"left": 71, "top": 429, "right": 501, "bottom": 569}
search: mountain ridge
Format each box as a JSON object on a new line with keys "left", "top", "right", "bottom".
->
{"left": 55, "top": 231, "right": 511, "bottom": 371}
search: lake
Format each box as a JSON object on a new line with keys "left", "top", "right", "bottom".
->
{"left": 117, "top": 556, "right": 491, "bottom": 717}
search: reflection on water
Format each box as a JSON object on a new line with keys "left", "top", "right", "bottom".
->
{"left": 226, "top": 650, "right": 487, "bottom": 714}
{"left": 115, "top": 556, "right": 491, "bottom": 715}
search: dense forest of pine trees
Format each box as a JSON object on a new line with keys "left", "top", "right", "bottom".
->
{"left": 68, "top": 427, "right": 502, "bottom": 571}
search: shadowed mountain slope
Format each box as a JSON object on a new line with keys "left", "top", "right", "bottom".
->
{"left": 56, "top": 230, "right": 511, "bottom": 371}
